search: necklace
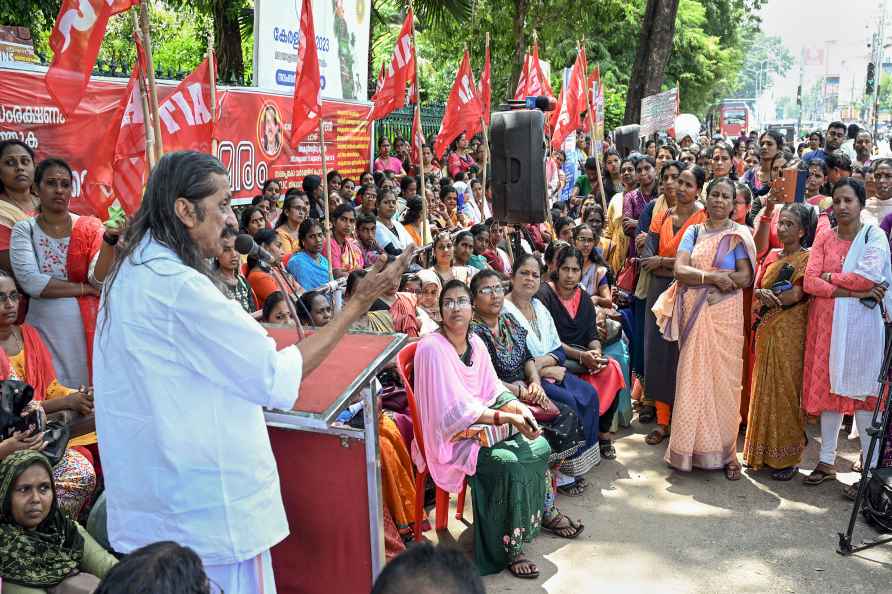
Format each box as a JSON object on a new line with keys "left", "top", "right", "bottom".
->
{"left": 38, "top": 213, "right": 72, "bottom": 237}
{"left": 0, "top": 328, "right": 22, "bottom": 357}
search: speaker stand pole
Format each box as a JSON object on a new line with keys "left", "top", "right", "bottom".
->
{"left": 408, "top": 0, "right": 430, "bottom": 245}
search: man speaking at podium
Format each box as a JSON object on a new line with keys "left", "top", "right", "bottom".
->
{"left": 93, "top": 152, "right": 413, "bottom": 593}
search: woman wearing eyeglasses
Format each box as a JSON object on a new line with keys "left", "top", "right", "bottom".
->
{"left": 412, "top": 279, "right": 552, "bottom": 579}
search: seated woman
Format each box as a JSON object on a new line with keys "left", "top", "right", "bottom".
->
{"left": 286, "top": 220, "right": 331, "bottom": 291}
{"left": 260, "top": 291, "right": 294, "bottom": 326}
{"left": 503, "top": 254, "right": 603, "bottom": 492}
{"left": 440, "top": 185, "right": 468, "bottom": 231}
{"left": 215, "top": 229, "right": 257, "bottom": 315}
{"left": 537, "top": 245, "right": 626, "bottom": 460}
{"left": 0, "top": 271, "right": 96, "bottom": 520}
{"left": 0, "top": 451, "right": 117, "bottom": 594}
{"left": 375, "top": 190, "right": 414, "bottom": 254}
{"left": 413, "top": 280, "right": 553, "bottom": 579}
{"left": 428, "top": 232, "right": 476, "bottom": 285}
{"left": 415, "top": 269, "right": 442, "bottom": 325}
{"left": 468, "top": 224, "right": 493, "bottom": 271}
{"left": 323, "top": 204, "right": 363, "bottom": 279}
{"left": 297, "top": 290, "right": 333, "bottom": 328}
{"left": 246, "top": 229, "right": 303, "bottom": 308}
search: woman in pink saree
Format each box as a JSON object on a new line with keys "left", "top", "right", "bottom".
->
{"left": 654, "top": 177, "right": 756, "bottom": 480}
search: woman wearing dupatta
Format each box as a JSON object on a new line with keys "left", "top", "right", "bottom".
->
{"left": 743, "top": 204, "right": 811, "bottom": 480}
{"left": 654, "top": 177, "right": 756, "bottom": 480}
{"left": 413, "top": 280, "right": 552, "bottom": 579}
{"left": 0, "top": 141, "right": 39, "bottom": 275}
{"left": 639, "top": 164, "right": 706, "bottom": 445}
{"left": 10, "top": 159, "right": 118, "bottom": 389}
{"left": 322, "top": 204, "right": 363, "bottom": 279}
{"left": 537, "top": 246, "right": 627, "bottom": 460}
{"left": 0, "top": 451, "right": 117, "bottom": 594}
{"left": 801, "top": 179, "right": 892, "bottom": 496}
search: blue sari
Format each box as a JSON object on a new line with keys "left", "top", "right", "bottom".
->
{"left": 287, "top": 251, "right": 330, "bottom": 290}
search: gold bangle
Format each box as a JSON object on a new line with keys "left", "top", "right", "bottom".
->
{"left": 699, "top": 271, "right": 705, "bottom": 284}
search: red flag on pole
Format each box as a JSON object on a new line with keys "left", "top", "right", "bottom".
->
{"left": 367, "top": 9, "right": 416, "bottom": 123}
{"left": 112, "top": 37, "right": 150, "bottom": 215}
{"left": 289, "top": 0, "right": 322, "bottom": 146}
{"left": 47, "top": 0, "right": 139, "bottom": 116}
{"left": 527, "top": 43, "right": 555, "bottom": 100}
{"left": 480, "top": 40, "right": 491, "bottom": 126}
{"left": 513, "top": 52, "right": 530, "bottom": 101}
{"left": 433, "top": 51, "right": 483, "bottom": 158}
{"left": 410, "top": 104, "right": 424, "bottom": 166}
{"left": 550, "top": 48, "right": 587, "bottom": 149}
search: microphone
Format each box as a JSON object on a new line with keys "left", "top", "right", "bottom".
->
{"left": 235, "top": 234, "right": 276, "bottom": 265}
{"left": 525, "top": 95, "right": 557, "bottom": 112}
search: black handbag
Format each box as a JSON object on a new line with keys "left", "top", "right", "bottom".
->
{"left": 0, "top": 379, "right": 70, "bottom": 467}
{"left": 862, "top": 467, "right": 892, "bottom": 533}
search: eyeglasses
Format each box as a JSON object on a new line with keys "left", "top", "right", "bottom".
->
{"left": 0, "top": 292, "right": 20, "bottom": 304}
{"left": 477, "top": 285, "right": 505, "bottom": 297}
{"left": 442, "top": 298, "right": 472, "bottom": 310}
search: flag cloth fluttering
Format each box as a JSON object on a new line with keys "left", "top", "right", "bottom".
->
{"left": 48, "top": 0, "right": 140, "bottom": 115}
{"left": 367, "top": 9, "right": 416, "bottom": 124}
{"left": 550, "top": 47, "right": 588, "bottom": 149}
{"left": 433, "top": 51, "right": 483, "bottom": 158}
{"left": 513, "top": 43, "right": 554, "bottom": 101}
{"left": 289, "top": 0, "right": 322, "bottom": 146}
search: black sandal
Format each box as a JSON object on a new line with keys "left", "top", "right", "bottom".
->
{"left": 557, "top": 479, "right": 587, "bottom": 497}
{"left": 600, "top": 439, "right": 617, "bottom": 460}
{"left": 638, "top": 405, "right": 656, "bottom": 424}
{"left": 542, "top": 512, "right": 585, "bottom": 539}
{"left": 508, "top": 557, "right": 539, "bottom": 579}
{"left": 770, "top": 466, "right": 798, "bottom": 482}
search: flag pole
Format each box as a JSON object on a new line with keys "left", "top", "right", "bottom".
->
{"left": 580, "top": 40, "right": 607, "bottom": 213}
{"left": 208, "top": 29, "right": 218, "bottom": 157}
{"left": 131, "top": 12, "right": 156, "bottom": 171}
{"left": 139, "top": 1, "right": 164, "bottom": 161}
{"left": 319, "top": 120, "right": 333, "bottom": 283}
{"left": 408, "top": 0, "right": 429, "bottom": 245}
{"left": 479, "top": 33, "right": 490, "bottom": 225}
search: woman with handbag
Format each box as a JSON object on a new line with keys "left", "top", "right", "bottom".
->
{"left": 0, "top": 270, "right": 97, "bottom": 519}
{"left": 640, "top": 164, "right": 707, "bottom": 446}
{"left": 0, "top": 451, "right": 116, "bottom": 594}
{"left": 801, "top": 178, "right": 892, "bottom": 498}
{"left": 503, "top": 254, "right": 604, "bottom": 493}
{"left": 536, "top": 246, "right": 627, "bottom": 460}
{"left": 10, "top": 158, "right": 120, "bottom": 388}
{"left": 652, "top": 177, "right": 756, "bottom": 480}
{"left": 412, "top": 280, "right": 564, "bottom": 580}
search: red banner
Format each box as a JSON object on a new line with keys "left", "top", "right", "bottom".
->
{"left": 0, "top": 67, "right": 372, "bottom": 213}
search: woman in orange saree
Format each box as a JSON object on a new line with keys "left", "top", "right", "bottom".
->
{"left": 654, "top": 177, "right": 756, "bottom": 480}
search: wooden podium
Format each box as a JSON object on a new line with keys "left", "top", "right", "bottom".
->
{"left": 264, "top": 330, "right": 407, "bottom": 594}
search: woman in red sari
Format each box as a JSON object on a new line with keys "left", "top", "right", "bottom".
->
{"left": 10, "top": 158, "right": 119, "bottom": 389}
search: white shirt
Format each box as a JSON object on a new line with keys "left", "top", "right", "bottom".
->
{"left": 375, "top": 219, "right": 414, "bottom": 251}
{"left": 94, "top": 236, "right": 302, "bottom": 565}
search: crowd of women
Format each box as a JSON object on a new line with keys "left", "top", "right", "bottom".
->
{"left": 1, "top": 117, "right": 892, "bottom": 588}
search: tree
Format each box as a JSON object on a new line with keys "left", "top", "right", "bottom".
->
{"left": 733, "top": 32, "right": 793, "bottom": 99}
{"left": 623, "top": 0, "right": 680, "bottom": 124}
{"left": 164, "top": 0, "right": 249, "bottom": 83}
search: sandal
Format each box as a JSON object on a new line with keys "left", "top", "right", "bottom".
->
{"left": 724, "top": 462, "right": 742, "bottom": 481}
{"left": 508, "top": 557, "right": 539, "bottom": 579}
{"left": 770, "top": 466, "right": 798, "bottom": 482}
{"left": 557, "top": 479, "right": 587, "bottom": 497}
{"left": 645, "top": 426, "right": 669, "bottom": 445}
{"left": 599, "top": 439, "right": 617, "bottom": 460}
{"left": 843, "top": 480, "right": 861, "bottom": 501}
{"left": 852, "top": 457, "right": 863, "bottom": 473}
{"left": 542, "top": 512, "right": 585, "bottom": 539}
{"left": 803, "top": 462, "right": 837, "bottom": 486}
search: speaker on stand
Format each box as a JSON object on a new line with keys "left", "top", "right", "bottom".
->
{"left": 490, "top": 109, "right": 547, "bottom": 225}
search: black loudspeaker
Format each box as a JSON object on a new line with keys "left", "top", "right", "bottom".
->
{"left": 613, "top": 124, "right": 641, "bottom": 157}
{"left": 490, "top": 110, "right": 547, "bottom": 224}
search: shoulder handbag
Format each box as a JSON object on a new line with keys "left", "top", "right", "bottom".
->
{"left": 0, "top": 379, "right": 70, "bottom": 467}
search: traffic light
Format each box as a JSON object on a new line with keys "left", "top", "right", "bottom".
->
{"left": 867, "top": 62, "right": 877, "bottom": 95}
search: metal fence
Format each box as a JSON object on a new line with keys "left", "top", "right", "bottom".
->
{"left": 373, "top": 104, "right": 444, "bottom": 146}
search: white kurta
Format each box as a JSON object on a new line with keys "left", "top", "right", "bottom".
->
{"left": 93, "top": 236, "right": 302, "bottom": 569}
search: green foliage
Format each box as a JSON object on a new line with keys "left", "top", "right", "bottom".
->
{"left": 732, "top": 32, "right": 793, "bottom": 99}
{"left": 0, "top": 0, "right": 59, "bottom": 37}
{"left": 878, "top": 73, "right": 892, "bottom": 113}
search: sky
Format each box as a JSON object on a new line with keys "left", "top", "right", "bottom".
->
{"left": 757, "top": 0, "right": 887, "bottom": 107}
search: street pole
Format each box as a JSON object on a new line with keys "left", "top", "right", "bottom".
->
{"left": 797, "top": 48, "right": 804, "bottom": 137}
{"left": 875, "top": 0, "right": 887, "bottom": 138}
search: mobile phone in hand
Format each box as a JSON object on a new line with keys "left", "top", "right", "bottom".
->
{"left": 860, "top": 280, "right": 889, "bottom": 309}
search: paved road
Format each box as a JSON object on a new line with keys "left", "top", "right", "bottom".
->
{"left": 427, "top": 421, "right": 892, "bottom": 594}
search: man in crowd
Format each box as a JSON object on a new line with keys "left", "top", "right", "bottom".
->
{"left": 94, "top": 151, "right": 413, "bottom": 594}
{"left": 855, "top": 129, "right": 874, "bottom": 168}
{"left": 803, "top": 121, "right": 847, "bottom": 165}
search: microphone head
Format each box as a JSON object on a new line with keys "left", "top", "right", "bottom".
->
{"left": 525, "top": 95, "right": 557, "bottom": 112}
{"left": 235, "top": 234, "right": 256, "bottom": 256}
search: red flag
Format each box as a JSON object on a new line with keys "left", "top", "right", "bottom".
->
{"left": 367, "top": 9, "right": 415, "bottom": 123}
{"left": 112, "top": 36, "right": 150, "bottom": 215}
{"left": 47, "top": 0, "right": 139, "bottom": 116}
{"left": 433, "top": 51, "right": 483, "bottom": 158}
{"left": 410, "top": 104, "right": 424, "bottom": 166}
{"left": 513, "top": 53, "right": 530, "bottom": 101}
{"left": 550, "top": 48, "right": 587, "bottom": 149}
{"left": 289, "top": 0, "right": 322, "bottom": 146}
{"left": 480, "top": 40, "right": 491, "bottom": 126}
{"left": 527, "top": 43, "right": 555, "bottom": 100}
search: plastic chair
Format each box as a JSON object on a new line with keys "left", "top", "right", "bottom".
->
{"left": 396, "top": 343, "right": 468, "bottom": 541}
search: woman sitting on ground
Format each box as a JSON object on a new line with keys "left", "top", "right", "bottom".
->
{"left": 215, "top": 229, "right": 257, "bottom": 315}
{"left": 286, "top": 220, "right": 331, "bottom": 291}
{"left": 413, "top": 280, "right": 552, "bottom": 579}
{"left": 274, "top": 191, "right": 309, "bottom": 259}
{"left": 503, "top": 254, "right": 602, "bottom": 493}
{"left": 415, "top": 269, "right": 442, "bottom": 325}
{"left": 297, "top": 290, "right": 332, "bottom": 328}
{"left": 323, "top": 204, "right": 363, "bottom": 279}
{"left": 428, "top": 232, "right": 476, "bottom": 285}
{"left": 0, "top": 451, "right": 117, "bottom": 593}
{"left": 246, "top": 229, "right": 303, "bottom": 308}
{"left": 260, "top": 291, "right": 295, "bottom": 326}
{"left": 537, "top": 245, "right": 627, "bottom": 460}
{"left": 0, "top": 271, "right": 97, "bottom": 519}
{"left": 468, "top": 224, "right": 494, "bottom": 271}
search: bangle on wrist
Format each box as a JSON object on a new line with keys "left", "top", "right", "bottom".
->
{"left": 102, "top": 232, "right": 119, "bottom": 246}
